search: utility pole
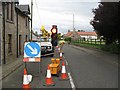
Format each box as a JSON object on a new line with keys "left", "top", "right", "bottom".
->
{"left": 73, "top": 14, "right": 75, "bottom": 39}
{"left": 73, "top": 14, "right": 74, "bottom": 32}
{"left": 31, "top": 0, "right": 33, "bottom": 41}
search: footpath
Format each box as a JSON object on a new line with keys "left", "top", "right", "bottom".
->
{"left": 0, "top": 56, "right": 24, "bottom": 81}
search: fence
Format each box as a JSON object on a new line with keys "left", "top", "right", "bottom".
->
{"left": 75, "top": 39, "right": 106, "bottom": 45}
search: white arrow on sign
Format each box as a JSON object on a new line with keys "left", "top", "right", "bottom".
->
{"left": 27, "top": 44, "right": 38, "bottom": 54}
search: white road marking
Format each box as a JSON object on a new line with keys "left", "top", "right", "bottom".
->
{"left": 63, "top": 56, "right": 68, "bottom": 65}
{"left": 63, "top": 56, "right": 65, "bottom": 58}
{"left": 68, "top": 73, "right": 76, "bottom": 90}
{"left": 63, "top": 55, "right": 76, "bottom": 90}
{"left": 65, "top": 59, "right": 68, "bottom": 66}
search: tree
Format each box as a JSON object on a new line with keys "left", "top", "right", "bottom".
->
{"left": 90, "top": 2, "right": 120, "bottom": 44}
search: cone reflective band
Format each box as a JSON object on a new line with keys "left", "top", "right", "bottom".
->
{"left": 62, "top": 66, "right": 66, "bottom": 73}
{"left": 60, "top": 52, "right": 62, "bottom": 57}
{"left": 58, "top": 47, "right": 60, "bottom": 51}
{"left": 23, "top": 75, "right": 29, "bottom": 85}
{"left": 46, "top": 65, "right": 51, "bottom": 78}
{"left": 60, "top": 51, "right": 62, "bottom": 60}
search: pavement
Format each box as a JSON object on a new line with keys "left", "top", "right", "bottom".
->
{"left": 0, "top": 56, "right": 24, "bottom": 81}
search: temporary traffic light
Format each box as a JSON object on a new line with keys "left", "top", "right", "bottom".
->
{"left": 51, "top": 25, "right": 58, "bottom": 46}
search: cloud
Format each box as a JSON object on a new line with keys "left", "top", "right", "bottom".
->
{"left": 19, "top": 0, "right": 100, "bottom": 33}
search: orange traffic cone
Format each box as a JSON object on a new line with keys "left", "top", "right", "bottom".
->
{"left": 59, "top": 61, "right": 69, "bottom": 80}
{"left": 22, "top": 68, "right": 31, "bottom": 89}
{"left": 43, "top": 64, "right": 55, "bottom": 86}
{"left": 60, "top": 50, "right": 63, "bottom": 60}
{"left": 58, "top": 46, "right": 60, "bottom": 52}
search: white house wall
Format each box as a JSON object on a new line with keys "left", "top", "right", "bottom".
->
{"left": 80, "top": 35, "right": 97, "bottom": 40}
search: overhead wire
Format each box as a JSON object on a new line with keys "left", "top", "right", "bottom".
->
{"left": 34, "top": 0, "right": 42, "bottom": 26}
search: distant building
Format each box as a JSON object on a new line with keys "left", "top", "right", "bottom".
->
{"left": 64, "top": 31, "right": 97, "bottom": 40}
{"left": 1, "top": 1, "right": 31, "bottom": 64}
{"left": 77, "top": 31, "right": 97, "bottom": 40}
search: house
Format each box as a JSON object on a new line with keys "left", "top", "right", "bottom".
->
{"left": 64, "top": 31, "right": 97, "bottom": 40}
{"left": 77, "top": 31, "right": 97, "bottom": 40}
{"left": 1, "top": 1, "right": 31, "bottom": 64}
{"left": 64, "top": 31, "right": 80, "bottom": 40}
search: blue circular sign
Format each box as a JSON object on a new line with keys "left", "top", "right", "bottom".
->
{"left": 25, "top": 42, "right": 40, "bottom": 57}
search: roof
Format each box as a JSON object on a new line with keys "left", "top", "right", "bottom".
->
{"left": 64, "top": 32, "right": 73, "bottom": 37}
{"left": 77, "top": 32, "right": 97, "bottom": 36}
{"left": 1, "top": 0, "right": 19, "bottom": 3}
{"left": 16, "top": 5, "right": 30, "bottom": 14}
{"left": 64, "top": 31, "right": 97, "bottom": 37}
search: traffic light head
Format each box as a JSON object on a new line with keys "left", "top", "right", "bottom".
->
{"left": 51, "top": 25, "right": 57, "bottom": 34}
{"left": 51, "top": 25, "right": 58, "bottom": 46}
{"left": 51, "top": 28, "right": 57, "bottom": 34}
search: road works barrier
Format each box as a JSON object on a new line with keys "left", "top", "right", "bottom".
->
{"left": 23, "top": 58, "right": 41, "bottom": 62}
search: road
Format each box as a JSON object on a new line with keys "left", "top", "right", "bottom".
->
{"left": 2, "top": 44, "right": 118, "bottom": 89}
{"left": 63, "top": 45, "right": 118, "bottom": 88}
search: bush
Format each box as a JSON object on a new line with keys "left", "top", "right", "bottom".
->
{"left": 64, "top": 37, "right": 71, "bottom": 42}
{"left": 101, "top": 43, "right": 120, "bottom": 54}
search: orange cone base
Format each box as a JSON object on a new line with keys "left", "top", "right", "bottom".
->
{"left": 22, "top": 84, "right": 31, "bottom": 90}
{"left": 43, "top": 78, "right": 55, "bottom": 86}
{"left": 59, "top": 73, "right": 69, "bottom": 80}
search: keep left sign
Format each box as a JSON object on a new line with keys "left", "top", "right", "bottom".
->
{"left": 24, "top": 42, "right": 41, "bottom": 58}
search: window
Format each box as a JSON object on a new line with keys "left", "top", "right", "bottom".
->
{"left": 6, "top": 2, "right": 14, "bottom": 21}
{"left": 8, "top": 34, "right": 12, "bottom": 53}
{"left": 7, "top": 3, "right": 9, "bottom": 19}
{"left": 11, "top": 2, "right": 13, "bottom": 21}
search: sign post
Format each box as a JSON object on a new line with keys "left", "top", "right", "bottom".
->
{"left": 23, "top": 42, "right": 42, "bottom": 78}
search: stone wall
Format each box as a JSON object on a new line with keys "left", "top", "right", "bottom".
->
{"left": 1, "top": 3, "right": 30, "bottom": 64}
{"left": 0, "top": 2, "right": 3, "bottom": 64}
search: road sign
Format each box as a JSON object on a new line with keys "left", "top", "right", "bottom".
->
{"left": 24, "top": 42, "right": 41, "bottom": 58}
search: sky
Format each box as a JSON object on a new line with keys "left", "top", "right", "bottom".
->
{"left": 19, "top": 0, "right": 101, "bottom": 34}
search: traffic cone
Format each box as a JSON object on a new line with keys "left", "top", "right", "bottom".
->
{"left": 22, "top": 68, "right": 31, "bottom": 89}
{"left": 58, "top": 46, "right": 60, "bottom": 52}
{"left": 60, "top": 50, "right": 63, "bottom": 60}
{"left": 59, "top": 61, "right": 69, "bottom": 80}
{"left": 43, "top": 64, "right": 55, "bottom": 86}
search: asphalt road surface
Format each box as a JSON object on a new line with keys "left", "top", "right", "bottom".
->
{"left": 63, "top": 44, "right": 118, "bottom": 88}
{"left": 2, "top": 44, "right": 118, "bottom": 89}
